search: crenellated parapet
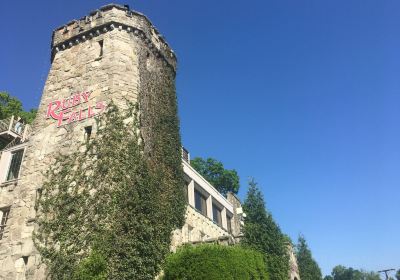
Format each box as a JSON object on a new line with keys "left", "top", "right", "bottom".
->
{"left": 51, "top": 4, "right": 177, "bottom": 71}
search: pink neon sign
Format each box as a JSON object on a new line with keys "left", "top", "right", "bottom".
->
{"left": 46, "top": 91, "right": 106, "bottom": 127}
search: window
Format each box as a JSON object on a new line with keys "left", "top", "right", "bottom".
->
{"left": 194, "top": 189, "right": 207, "bottom": 216}
{"left": 227, "top": 215, "right": 232, "bottom": 233}
{"left": 84, "top": 126, "right": 92, "bottom": 141}
{"left": 0, "top": 207, "right": 10, "bottom": 240}
{"left": 6, "top": 149, "right": 24, "bottom": 181}
{"left": 98, "top": 40, "right": 104, "bottom": 57}
{"left": 212, "top": 204, "right": 222, "bottom": 226}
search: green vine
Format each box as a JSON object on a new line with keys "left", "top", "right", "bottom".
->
{"left": 34, "top": 52, "right": 186, "bottom": 279}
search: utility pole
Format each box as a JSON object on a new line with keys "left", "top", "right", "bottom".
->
{"left": 378, "top": 269, "right": 395, "bottom": 280}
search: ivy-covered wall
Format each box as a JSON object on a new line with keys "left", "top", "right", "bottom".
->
{"left": 34, "top": 21, "right": 186, "bottom": 280}
{"left": 138, "top": 43, "right": 186, "bottom": 232}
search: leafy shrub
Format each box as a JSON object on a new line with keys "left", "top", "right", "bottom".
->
{"left": 163, "top": 244, "right": 269, "bottom": 280}
{"left": 72, "top": 251, "right": 107, "bottom": 280}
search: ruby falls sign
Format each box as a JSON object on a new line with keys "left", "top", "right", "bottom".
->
{"left": 46, "top": 91, "right": 106, "bottom": 127}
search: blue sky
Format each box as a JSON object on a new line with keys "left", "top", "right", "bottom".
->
{"left": 1, "top": 0, "right": 399, "bottom": 277}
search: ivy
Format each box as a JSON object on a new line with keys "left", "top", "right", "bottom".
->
{"left": 34, "top": 52, "right": 186, "bottom": 279}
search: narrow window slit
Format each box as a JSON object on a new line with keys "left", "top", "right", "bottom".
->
{"left": 98, "top": 40, "right": 103, "bottom": 58}
{"left": 84, "top": 126, "right": 92, "bottom": 141}
{"left": 0, "top": 207, "right": 11, "bottom": 240}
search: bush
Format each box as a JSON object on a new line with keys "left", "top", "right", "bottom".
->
{"left": 163, "top": 244, "right": 269, "bottom": 280}
{"left": 72, "top": 251, "right": 107, "bottom": 280}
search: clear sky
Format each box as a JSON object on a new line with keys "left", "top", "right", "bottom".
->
{"left": 1, "top": 0, "right": 399, "bottom": 277}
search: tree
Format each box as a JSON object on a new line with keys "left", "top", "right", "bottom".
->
{"left": 0, "top": 92, "right": 22, "bottom": 119}
{"left": 0, "top": 92, "right": 37, "bottom": 123}
{"left": 19, "top": 108, "right": 38, "bottom": 124}
{"left": 190, "top": 157, "right": 239, "bottom": 196}
{"left": 326, "top": 265, "right": 381, "bottom": 280}
{"left": 396, "top": 269, "right": 400, "bottom": 280}
{"left": 364, "top": 271, "right": 381, "bottom": 280}
{"left": 296, "top": 235, "right": 323, "bottom": 280}
{"left": 163, "top": 244, "right": 269, "bottom": 280}
{"left": 241, "top": 179, "right": 289, "bottom": 280}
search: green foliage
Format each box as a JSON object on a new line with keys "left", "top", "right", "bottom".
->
{"left": 190, "top": 157, "right": 239, "bottom": 196}
{"left": 20, "top": 108, "right": 38, "bottom": 124}
{"left": 0, "top": 92, "right": 22, "bottom": 119}
{"left": 241, "top": 179, "right": 289, "bottom": 280}
{"left": 296, "top": 235, "right": 323, "bottom": 280}
{"left": 72, "top": 251, "right": 107, "bottom": 280}
{"left": 0, "top": 92, "right": 37, "bottom": 123}
{"left": 162, "top": 244, "right": 269, "bottom": 280}
{"left": 325, "top": 265, "right": 381, "bottom": 280}
{"left": 396, "top": 269, "right": 400, "bottom": 280}
{"left": 34, "top": 100, "right": 186, "bottom": 279}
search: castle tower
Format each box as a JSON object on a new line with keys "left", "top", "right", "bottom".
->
{"left": 0, "top": 4, "right": 178, "bottom": 279}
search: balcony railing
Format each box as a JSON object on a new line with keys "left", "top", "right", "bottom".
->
{"left": 0, "top": 116, "right": 30, "bottom": 149}
{"left": 0, "top": 116, "right": 25, "bottom": 135}
{"left": 182, "top": 146, "right": 190, "bottom": 163}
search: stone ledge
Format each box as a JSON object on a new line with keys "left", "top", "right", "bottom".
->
{"left": 0, "top": 179, "right": 18, "bottom": 192}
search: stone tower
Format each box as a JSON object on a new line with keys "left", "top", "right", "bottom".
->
{"left": 0, "top": 4, "right": 177, "bottom": 279}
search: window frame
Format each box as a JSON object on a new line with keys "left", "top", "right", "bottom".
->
{"left": 194, "top": 189, "right": 207, "bottom": 216}
{"left": 6, "top": 148, "right": 25, "bottom": 182}
{"left": 0, "top": 207, "right": 11, "bottom": 240}
{"left": 212, "top": 203, "right": 222, "bottom": 226}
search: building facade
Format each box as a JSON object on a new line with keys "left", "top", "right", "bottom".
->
{"left": 171, "top": 154, "right": 244, "bottom": 250}
{"left": 0, "top": 4, "right": 299, "bottom": 280}
{"left": 0, "top": 5, "right": 245, "bottom": 279}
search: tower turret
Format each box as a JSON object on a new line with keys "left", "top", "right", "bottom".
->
{"left": 0, "top": 5, "right": 181, "bottom": 279}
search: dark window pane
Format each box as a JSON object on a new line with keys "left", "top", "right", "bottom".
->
{"left": 98, "top": 40, "right": 104, "bottom": 57}
{"left": 6, "top": 149, "right": 24, "bottom": 181}
{"left": 84, "top": 126, "right": 92, "bottom": 141}
{"left": 195, "top": 190, "right": 207, "bottom": 216}
{"left": 0, "top": 207, "right": 10, "bottom": 240}
{"left": 212, "top": 204, "right": 222, "bottom": 226}
{"left": 227, "top": 216, "right": 232, "bottom": 233}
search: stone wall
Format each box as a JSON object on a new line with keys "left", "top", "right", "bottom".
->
{"left": 226, "top": 192, "right": 244, "bottom": 239}
{"left": 171, "top": 206, "right": 233, "bottom": 251}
